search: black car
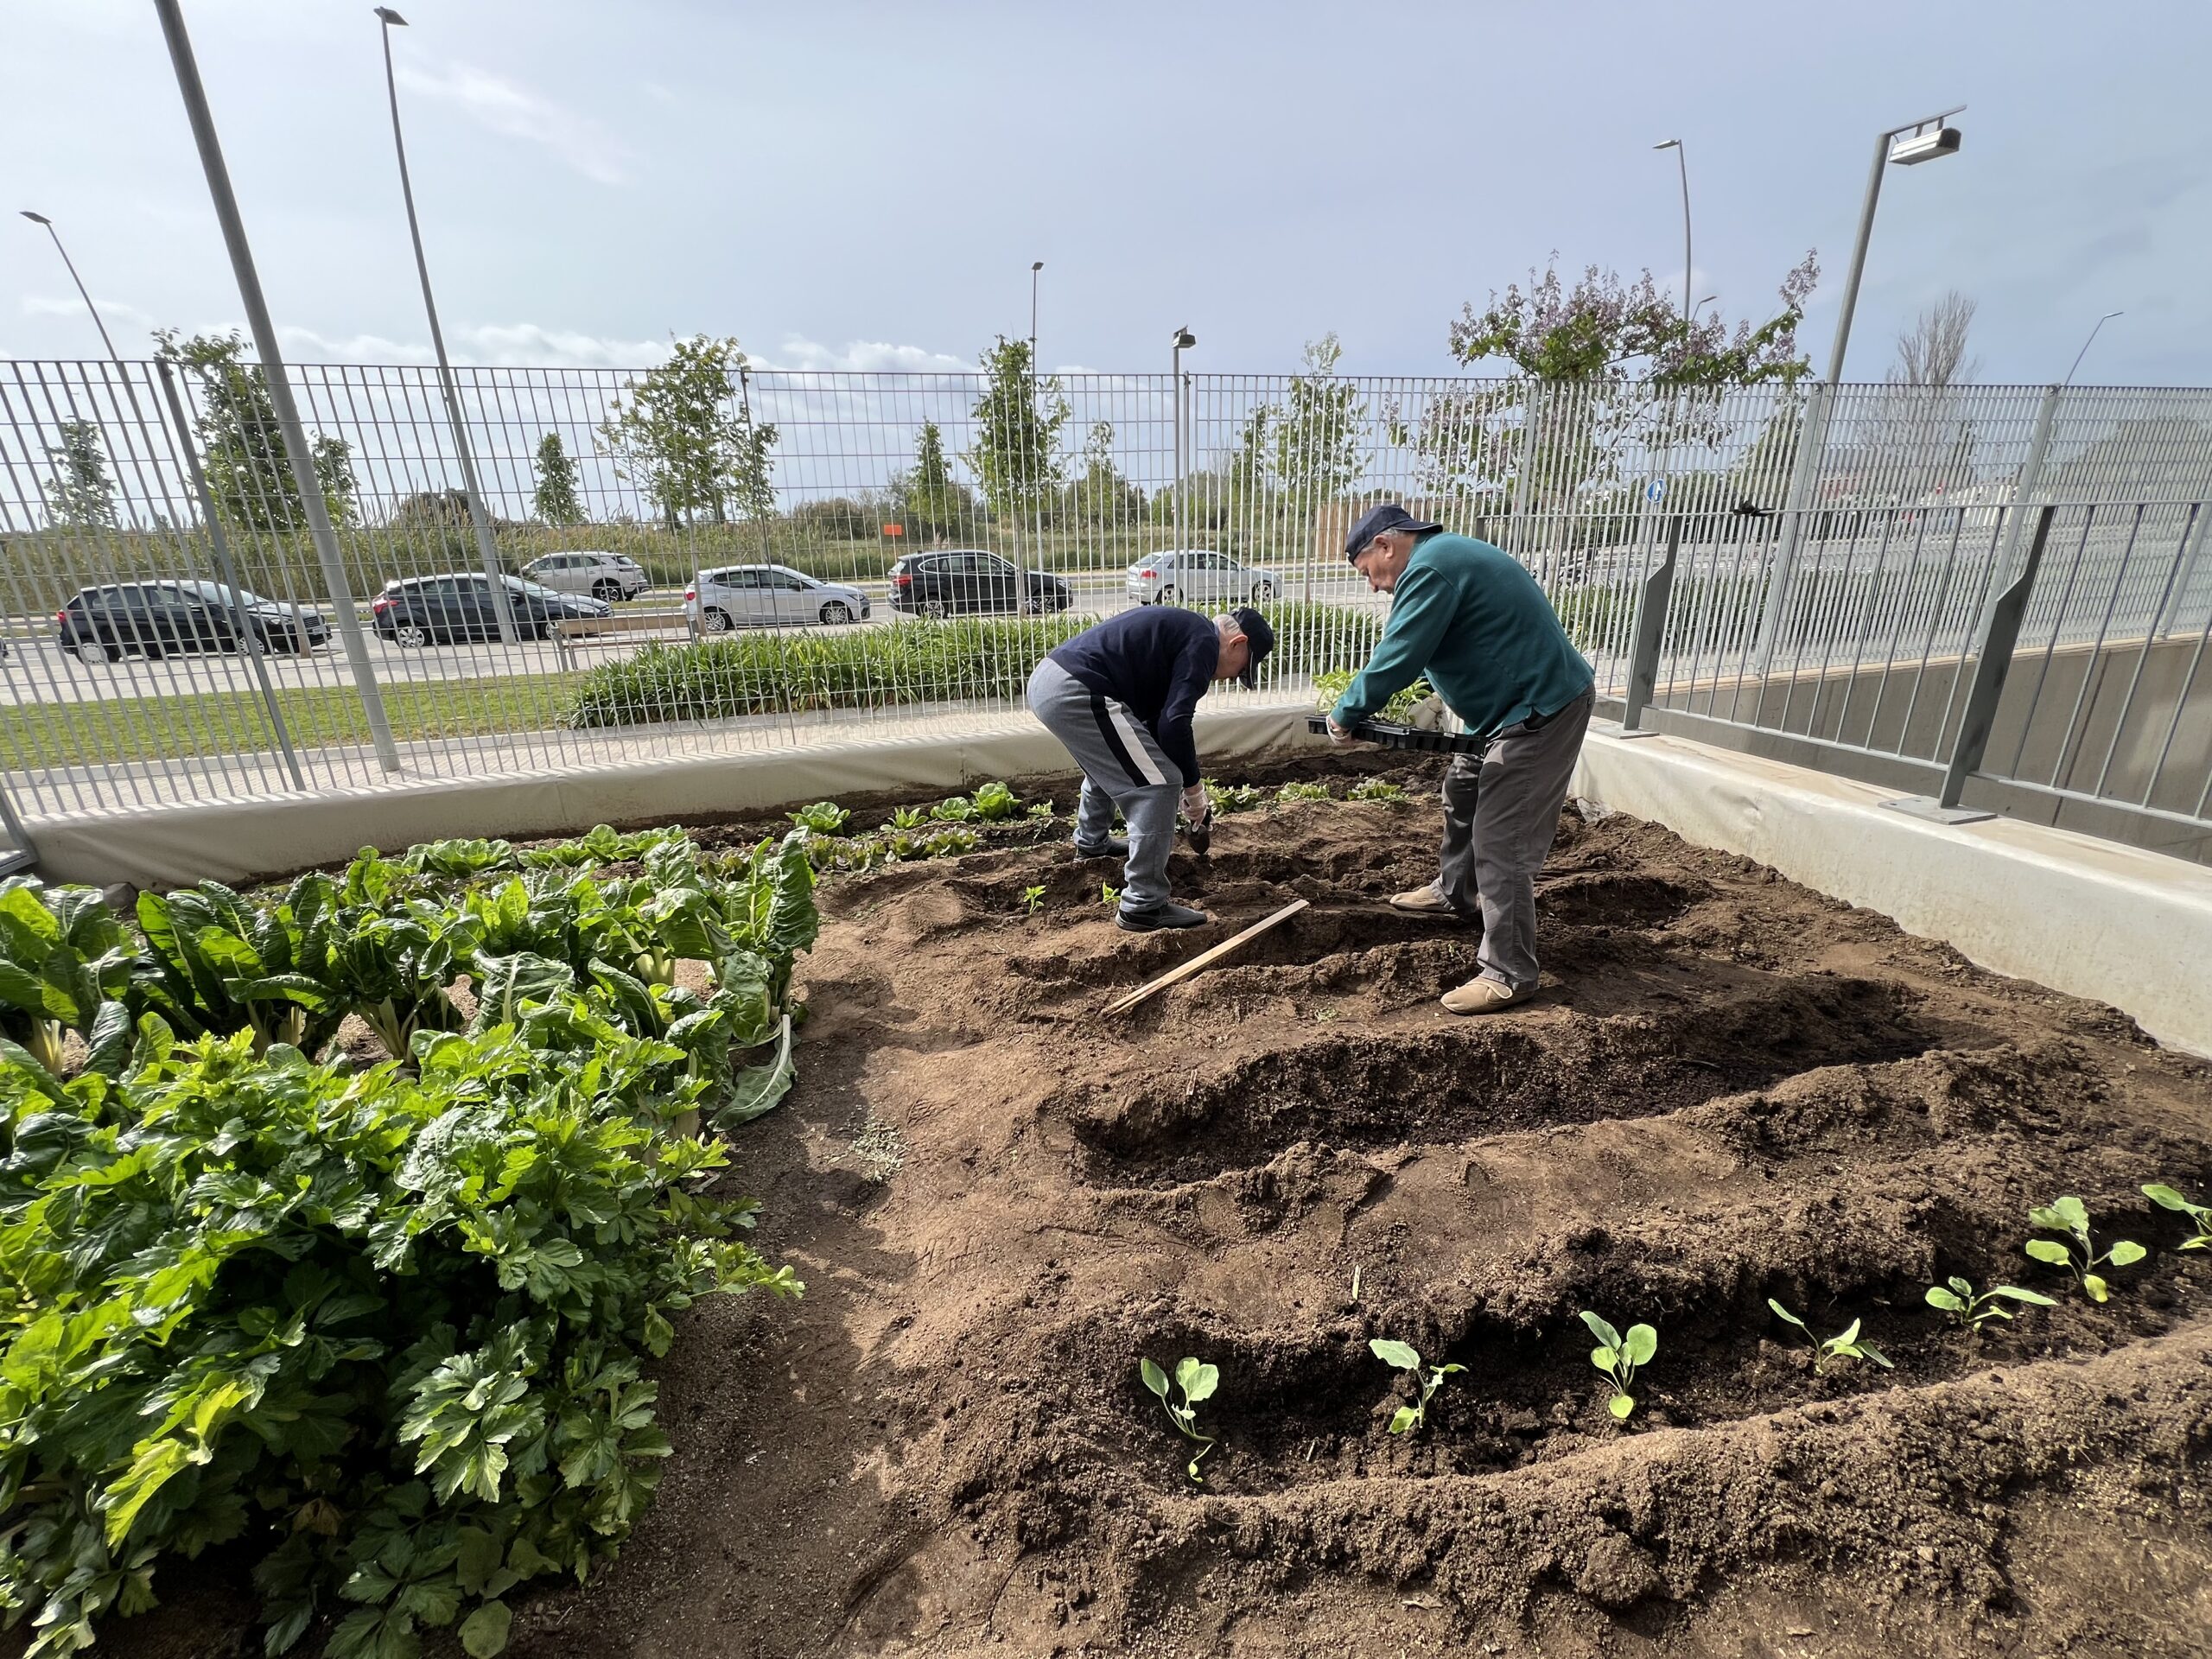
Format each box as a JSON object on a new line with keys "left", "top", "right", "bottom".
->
{"left": 888, "top": 550, "right": 1072, "bottom": 618}
{"left": 372, "top": 573, "right": 610, "bottom": 645}
{"left": 56, "top": 580, "right": 330, "bottom": 665}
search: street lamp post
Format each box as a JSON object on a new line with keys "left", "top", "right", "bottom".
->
{"left": 18, "top": 212, "right": 121, "bottom": 362}
{"left": 2063, "top": 311, "right": 2123, "bottom": 387}
{"left": 153, "top": 0, "right": 400, "bottom": 772}
{"left": 1754, "top": 105, "right": 1965, "bottom": 676}
{"left": 373, "top": 7, "right": 518, "bottom": 643}
{"left": 1171, "top": 327, "right": 1195, "bottom": 556}
{"left": 1651, "top": 139, "right": 1691, "bottom": 330}
{"left": 1030, "top": 260, "right": 1044, "bottom": 366}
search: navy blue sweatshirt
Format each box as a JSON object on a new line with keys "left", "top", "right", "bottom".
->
{"left": 1048, "top": 607, "right": 1220, "bottom": 785}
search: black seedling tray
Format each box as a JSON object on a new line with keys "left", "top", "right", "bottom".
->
{"left": 1306, "top": 714, "right": 1488, "bottom": 754}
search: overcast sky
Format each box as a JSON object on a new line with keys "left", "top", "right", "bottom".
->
{"left": 4, "top": 0, "right": 2209, "bottom": 386}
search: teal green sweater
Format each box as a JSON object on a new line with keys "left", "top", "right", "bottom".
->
{"left": 1330, "top": 533, "right": 1593, "bottom": 737}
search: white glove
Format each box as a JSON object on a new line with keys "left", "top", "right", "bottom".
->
{"left": 1180, "top": 783, "right": 1209, "bottom": 821}
{"left": 1325, "top": 718, "right": 1356, "bottom": 747}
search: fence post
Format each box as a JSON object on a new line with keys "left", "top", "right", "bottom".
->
{"left": 156, "top": 0, "right": 401, "bottom": 775}
{"left": 1618, "top": 516, "right": 1681, "bottom": 738}
{"left": 1886, "top": 503, "right": 2056, "bottom": 823}
{"left": 1751, "top": 380, "right": 1832, "bottom": 677}
{"left": 1992, "top": 384, "right": 2063, "bottom": 580}
{"left": 156, "top": 359, "right": 308, "bottom": 791}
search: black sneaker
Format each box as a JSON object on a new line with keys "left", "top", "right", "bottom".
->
{"left": 1073, "top": 836, "right": 1130, "bottom": 859}
{"left": 1115, "top": 899, "right": 1209, "bottom": 931}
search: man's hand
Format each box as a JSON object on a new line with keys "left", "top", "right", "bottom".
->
{"left": 1180, "top": 783, "right": 1209, "bottom": 822}
{"left": 1325, "top": 717, "right": 1357, "bottom": 747}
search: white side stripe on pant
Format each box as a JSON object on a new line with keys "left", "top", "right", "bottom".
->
{"left": 1105, "top": 703, "right": 1169, "bottom": 785}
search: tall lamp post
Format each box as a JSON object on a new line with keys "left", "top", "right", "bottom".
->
{"left": 1171, "top": 327, "right": 1196, "bottom": 556}
{"left": 1755, "top": 105, "right": 1965, "bottom": 675}
{"left": 2063, "top": 311, "right": 2123, "bottom": 387}
{"left": 19, "top": 212, "right": 121, "bottom": 362}
{"left": 1651, "top": 139, "right": 1692, "bottom": 330}
{"left": 153, "top": 0, "right": 399, "bottom": 771}
{"left": 373, "top": 7, "right": 518, "bottom": 642}
{"left": 1030, "top": 260, "right": 1044, "bottom": 365}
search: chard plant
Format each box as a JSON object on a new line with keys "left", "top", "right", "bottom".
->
{"left": 2143, "top": 1183, "right": 2212, "bottom": 1250}
{"left": 1139, "top": 1357, "right": 1219, "bottom": 1483}
{"left": 1767, "top": 1299, "right": 1892, "bottom": 1373}
{"left": 1368, "top": 1338, "right": 1464, "bottom": 1435}
{"left": 1924, "top": 1276, "right": 2056, "bottom": 1332}
{"left": 788, "top": 800, "right": 849, "bottom": 834}
{"left": 2025, "top": 1195, "right": 2145, "bottom": 1302}
{"left": 0, "top": 877, "right": 133, "bottom": 1076}
{"left": 1580, "top": 1311, "right": 1657, "bottom": 1421}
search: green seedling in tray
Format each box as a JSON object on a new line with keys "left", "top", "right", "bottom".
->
{"left": 1767, "top": 1299, "right": 1892, "bottom": 1373}
{"left": 2142, "top": 1183, "right": 2212, "bottom": 1250}
{"left": 2025, "top": 1195, "right": 2145, "bottom": 1301}
{"left": 1369, "top": 1338, "right": 1464, "bottom": 1435}
{"left": 1580, "top": 1310, "right": 1656, "bottom": 1421}
{"left": 1923, "top": 1276, "right": 2056, "bottom": 1332}
{"left": 1139, "top": 1356, "right": 1219, "bottom": 1483}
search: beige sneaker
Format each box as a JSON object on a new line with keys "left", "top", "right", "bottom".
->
{"left": 1440, "top": 975, "right": 1532, "bottom": 1015}
{"left": 1388, "top": 884, "right": 1457, "bottom": 917}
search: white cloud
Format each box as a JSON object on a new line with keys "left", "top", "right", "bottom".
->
{"left": 22, "top": 293, "right": 156, "bottom": 331}
{"left": 274, "top": 321, "right": 672, "bottom": 370}
{"left": 394, "top": 59, "right": 632, "bottom": 185}
{"left": 761, "top": 335, "right": 971, "bottom": 374}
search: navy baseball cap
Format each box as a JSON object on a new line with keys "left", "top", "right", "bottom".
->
{"left": 1229, "top": 606, "right": 1274, "bottom": 689}
{"left": 1344, "top": 502, "right": 1442, "bottom": 563}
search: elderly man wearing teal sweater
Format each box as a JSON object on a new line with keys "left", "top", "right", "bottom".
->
{"left": 1326, "top": 505, "right": 1595, "bottom": 1014}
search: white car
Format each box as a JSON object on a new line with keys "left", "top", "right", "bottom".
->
{"left": 687, "top": 564, "right": 872, "bottom": 631}
{"left": 519, "top": 550, "right": 651, "bottom": 601}
{"left": 1126, "top": 549, "right": 1275, "bottom": 607}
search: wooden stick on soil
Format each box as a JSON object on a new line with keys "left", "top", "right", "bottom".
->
{"left": 1101, "top": 898, "right": 1309, "bottom": 1017}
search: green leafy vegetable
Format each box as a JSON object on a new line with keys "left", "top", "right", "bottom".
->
{"left": 788, "top": 801, "right": 849, "bottom": 834}
{"left": 1580, "top": 1310, "right": 1657, "bottom": 1421}
{"left": 2025, "top": 1195, "right": 2146, "bottom": 1302}
{"left": 1138, "top": 1356, "right": 1218, "bottom": 1483}
{"left": 1368, "top": 1338, "right": 1465, "bottom": 1434}
{"left": 1767, "top": 1298, "right": 1894, "bottom": 1372}
{"left": 1923, "top": 1275, "right": 2056, "bottom": 1332}
{"left": 969, "top": 782, "right": 1020, "bottom": 822}
{"left": 2142, "top": 1182, "right": 2212, "bottom": 1250}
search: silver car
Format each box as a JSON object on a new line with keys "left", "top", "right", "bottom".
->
{"left": 686, "top": 564, "right": 872, "bottom": 631}
{"left": 1126, "top": 549, "right": 1275, "bottom": 607}
{"left": 519, "top": 550, "right": 651, "bottom": 601}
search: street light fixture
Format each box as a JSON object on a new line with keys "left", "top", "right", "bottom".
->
{"left": 1826, "top": 105, "right": 1966, "bottom": 385}
{"left": 19, "top": 211, "right": 121, "bottom": 362}
{"left": 1030, "top": 260, "right": 1044, "bottom": 365}
{"left": 373, "top": 5, "right": 518, "bottom": 643}
{"left": 1171, "top": 327, "right": 1197, "bottom": 556}
{"left": 2063, "top": 311, "right": 2123, "bottom": 388}
{"left": 1651, "top": 139, "right": 1692, "bottom": 330}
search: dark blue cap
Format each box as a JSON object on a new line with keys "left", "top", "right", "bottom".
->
{"left": 1229, "top": 606, "right": 1274, "bottom": 688}
{"left": 1344, "top": 503, "right": 1442, "bottom": 563}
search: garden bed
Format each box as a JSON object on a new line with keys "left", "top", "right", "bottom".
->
{"left": 95, "top": 750, "right": 2212, "bottom": 1657}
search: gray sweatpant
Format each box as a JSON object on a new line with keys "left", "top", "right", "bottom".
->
{"left": 1026, "top": 657, "right": 1183, "bottom": 912}
{"left": 1433, "top": 684, "right": 1594, "bottom": 990}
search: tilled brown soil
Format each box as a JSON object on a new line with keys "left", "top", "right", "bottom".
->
{"left": 105, "top": 751, "right": 2212, "bottom": 1659}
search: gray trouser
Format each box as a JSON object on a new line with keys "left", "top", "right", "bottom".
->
{"left": 1434, "top": 685, "right": 1594, "bottom": 990}
{"left": 1027, "top": 657, "right": 1182, "bottom": 912}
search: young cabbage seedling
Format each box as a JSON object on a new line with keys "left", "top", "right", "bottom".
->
{"left": 1767, "top": 1299, "right": 1893, "bottom": 1373}
{"left": 1139, "top": 1356, "right": 1219, "bottom": 1483}
{"left": 1580, "top": 1311, "right": 1657, "bottom": 1421}
{"left": 1020, "top": 885, "right": 1046, "bottom": 918}
{"left": 1369, "top": 1338, "right": 1464, "bottom": 1435}
{"left": 2025, "top": 1195, "right": 2145, "bottom": 1302}
{"left": 2143, "top": 1183, "right": 2212, "bottom": 1250}
{"left": 1923, "top": 1275, "right": 2056, "bottom": 1332}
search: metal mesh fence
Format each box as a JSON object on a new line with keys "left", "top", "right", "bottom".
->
{"left": 2, "top": 358, "right": 2209, "bottom": 840}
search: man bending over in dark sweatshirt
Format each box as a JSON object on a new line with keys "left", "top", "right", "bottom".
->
{"left": 1026, "top": 603, "right": 1274, "bottom": 931}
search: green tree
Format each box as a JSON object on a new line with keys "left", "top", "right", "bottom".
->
{"left": 963, "top": 336, "right": 1068, "bottom": 527}
{"left": 893, "top": 420, "right": 974, "bottom": 539}
{"left": 1271, "top": 334, "right": 1367, "bottom": 507}
{"left": 532, "top": 431, "right": 585, "bottom": 525}
{"left": 595, "top": 336, "right": 778, "bottom": 530}
{"left": 311, "top": 434, "right": 359, "bottom": 530}
{"left": 157, "top": 329, "right": 352, "bottom": 533}
{"left": 41, "top": 419, "right": 117, "bottom": 528}
{"left": 1068, "top": 421, "right": 1144, "bottom": 525}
